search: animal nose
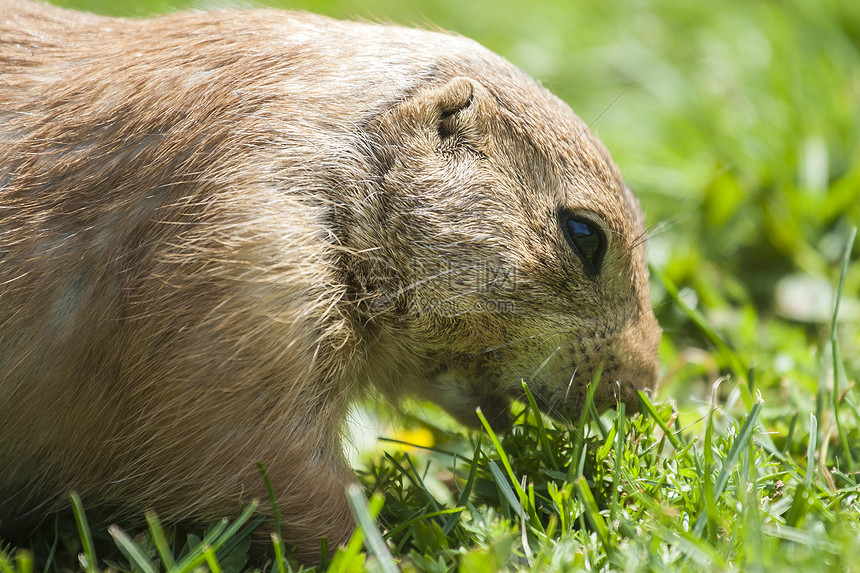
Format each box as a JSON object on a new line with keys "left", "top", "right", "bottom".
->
{"left": 626, "top": 323, "right": 661, "bottom": 392}
{"left": 595, "top": 318, "right": 661, "bottom": 412}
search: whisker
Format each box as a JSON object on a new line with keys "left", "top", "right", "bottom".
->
{"left": 574, "top": 82, "right": 634, "bottom": 144}
{"left": 527, "top": 346, "right": 563, "bottom": 382}
{"left": 474, "top": 328, "right": 586, "bottom": 355}
{"left": 563, "top": 365, "right": 579, "bottom": 406}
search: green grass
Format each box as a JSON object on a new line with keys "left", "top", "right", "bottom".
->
{"left": 3, "top": 0, "right": 860, "bottom": 571}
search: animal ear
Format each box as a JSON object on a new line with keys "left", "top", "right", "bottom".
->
{"left": 369, "top": 76, "right": 494, "bottom": 150}
{"left": 433, "top": 77, "right": 476, "bottom": 139}
{"left": 425, "top": 76, "right": 492, "bottom": 147}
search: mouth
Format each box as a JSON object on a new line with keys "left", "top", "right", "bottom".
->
{"left": 518, "top": 371, "right": 645, "bottom": 424}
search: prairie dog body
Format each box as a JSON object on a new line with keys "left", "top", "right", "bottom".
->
{"left": 0, "top": 0, "right": 661, "bottom": 559}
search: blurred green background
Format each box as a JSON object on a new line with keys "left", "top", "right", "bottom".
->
{"left": 48, "top": 0, "right": 860, "bottom": 408}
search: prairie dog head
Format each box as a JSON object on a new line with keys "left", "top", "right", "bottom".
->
{"left": 341, "top": 72, "right": 661, "bottom": 427}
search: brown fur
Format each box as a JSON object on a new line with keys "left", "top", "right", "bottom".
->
{"left": 0, "top": 0, "right": 661, "bottom": 561}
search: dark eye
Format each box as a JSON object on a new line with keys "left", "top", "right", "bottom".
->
{"left": 561, "top": 213, "right": 606, "bottom": 275}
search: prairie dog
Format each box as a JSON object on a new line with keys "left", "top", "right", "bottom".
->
{"left": 0, "top": 0, "right": 661, "bottom": 560}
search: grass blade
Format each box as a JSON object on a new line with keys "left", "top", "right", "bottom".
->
{"left": 145, "top": 511, "right": 175, "bottom": 571}
{"left": 69, "top": 493, "right": 97, "bottom": 573}
{"left": 575, "top": 477, "right": 611, "bottom": 555}
{"left": 568, "top": 373, "right": 602, "bottom": 482}
{"left": 257, "top": 462, "right": 284, "bottom": 547}
{"left": 655, "top": 267, "right": 754, "bottom": 409}
{"left": 639, "top": 391, "right": 683, "bottom": 450}
{"left": 108, "top": 525, "right": 157, "bottom": 573}
{"left": 830, "top": 226, "right": 856, "bottom": 473}
{"left": 202, "top": 545, "right": 222, "bottom": 573}
{"left": 443, "top": 436, "right": 482, "bottom": 535}
{"left": 694, "top": 397, "right": 763, "bottom": 537}
{"left": 522, "top": 381, "right": 559, "bottom": 470}
{"left": 487, "top": 460, "right": 523, "bottom": 517}
{"left": 477, "top": 407, "right": 528, "bottom": 504}
{"left": 713, "top": 398, "right": 763, "bottom": 498}
{"left": 346, "top": 485, "right": 398, "bottom": 573}
{"left": 610, "top": 402, "right": 625, "bottom": 523}
{"left": 806, "top": 413, "right": 818, "bottom": 489}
